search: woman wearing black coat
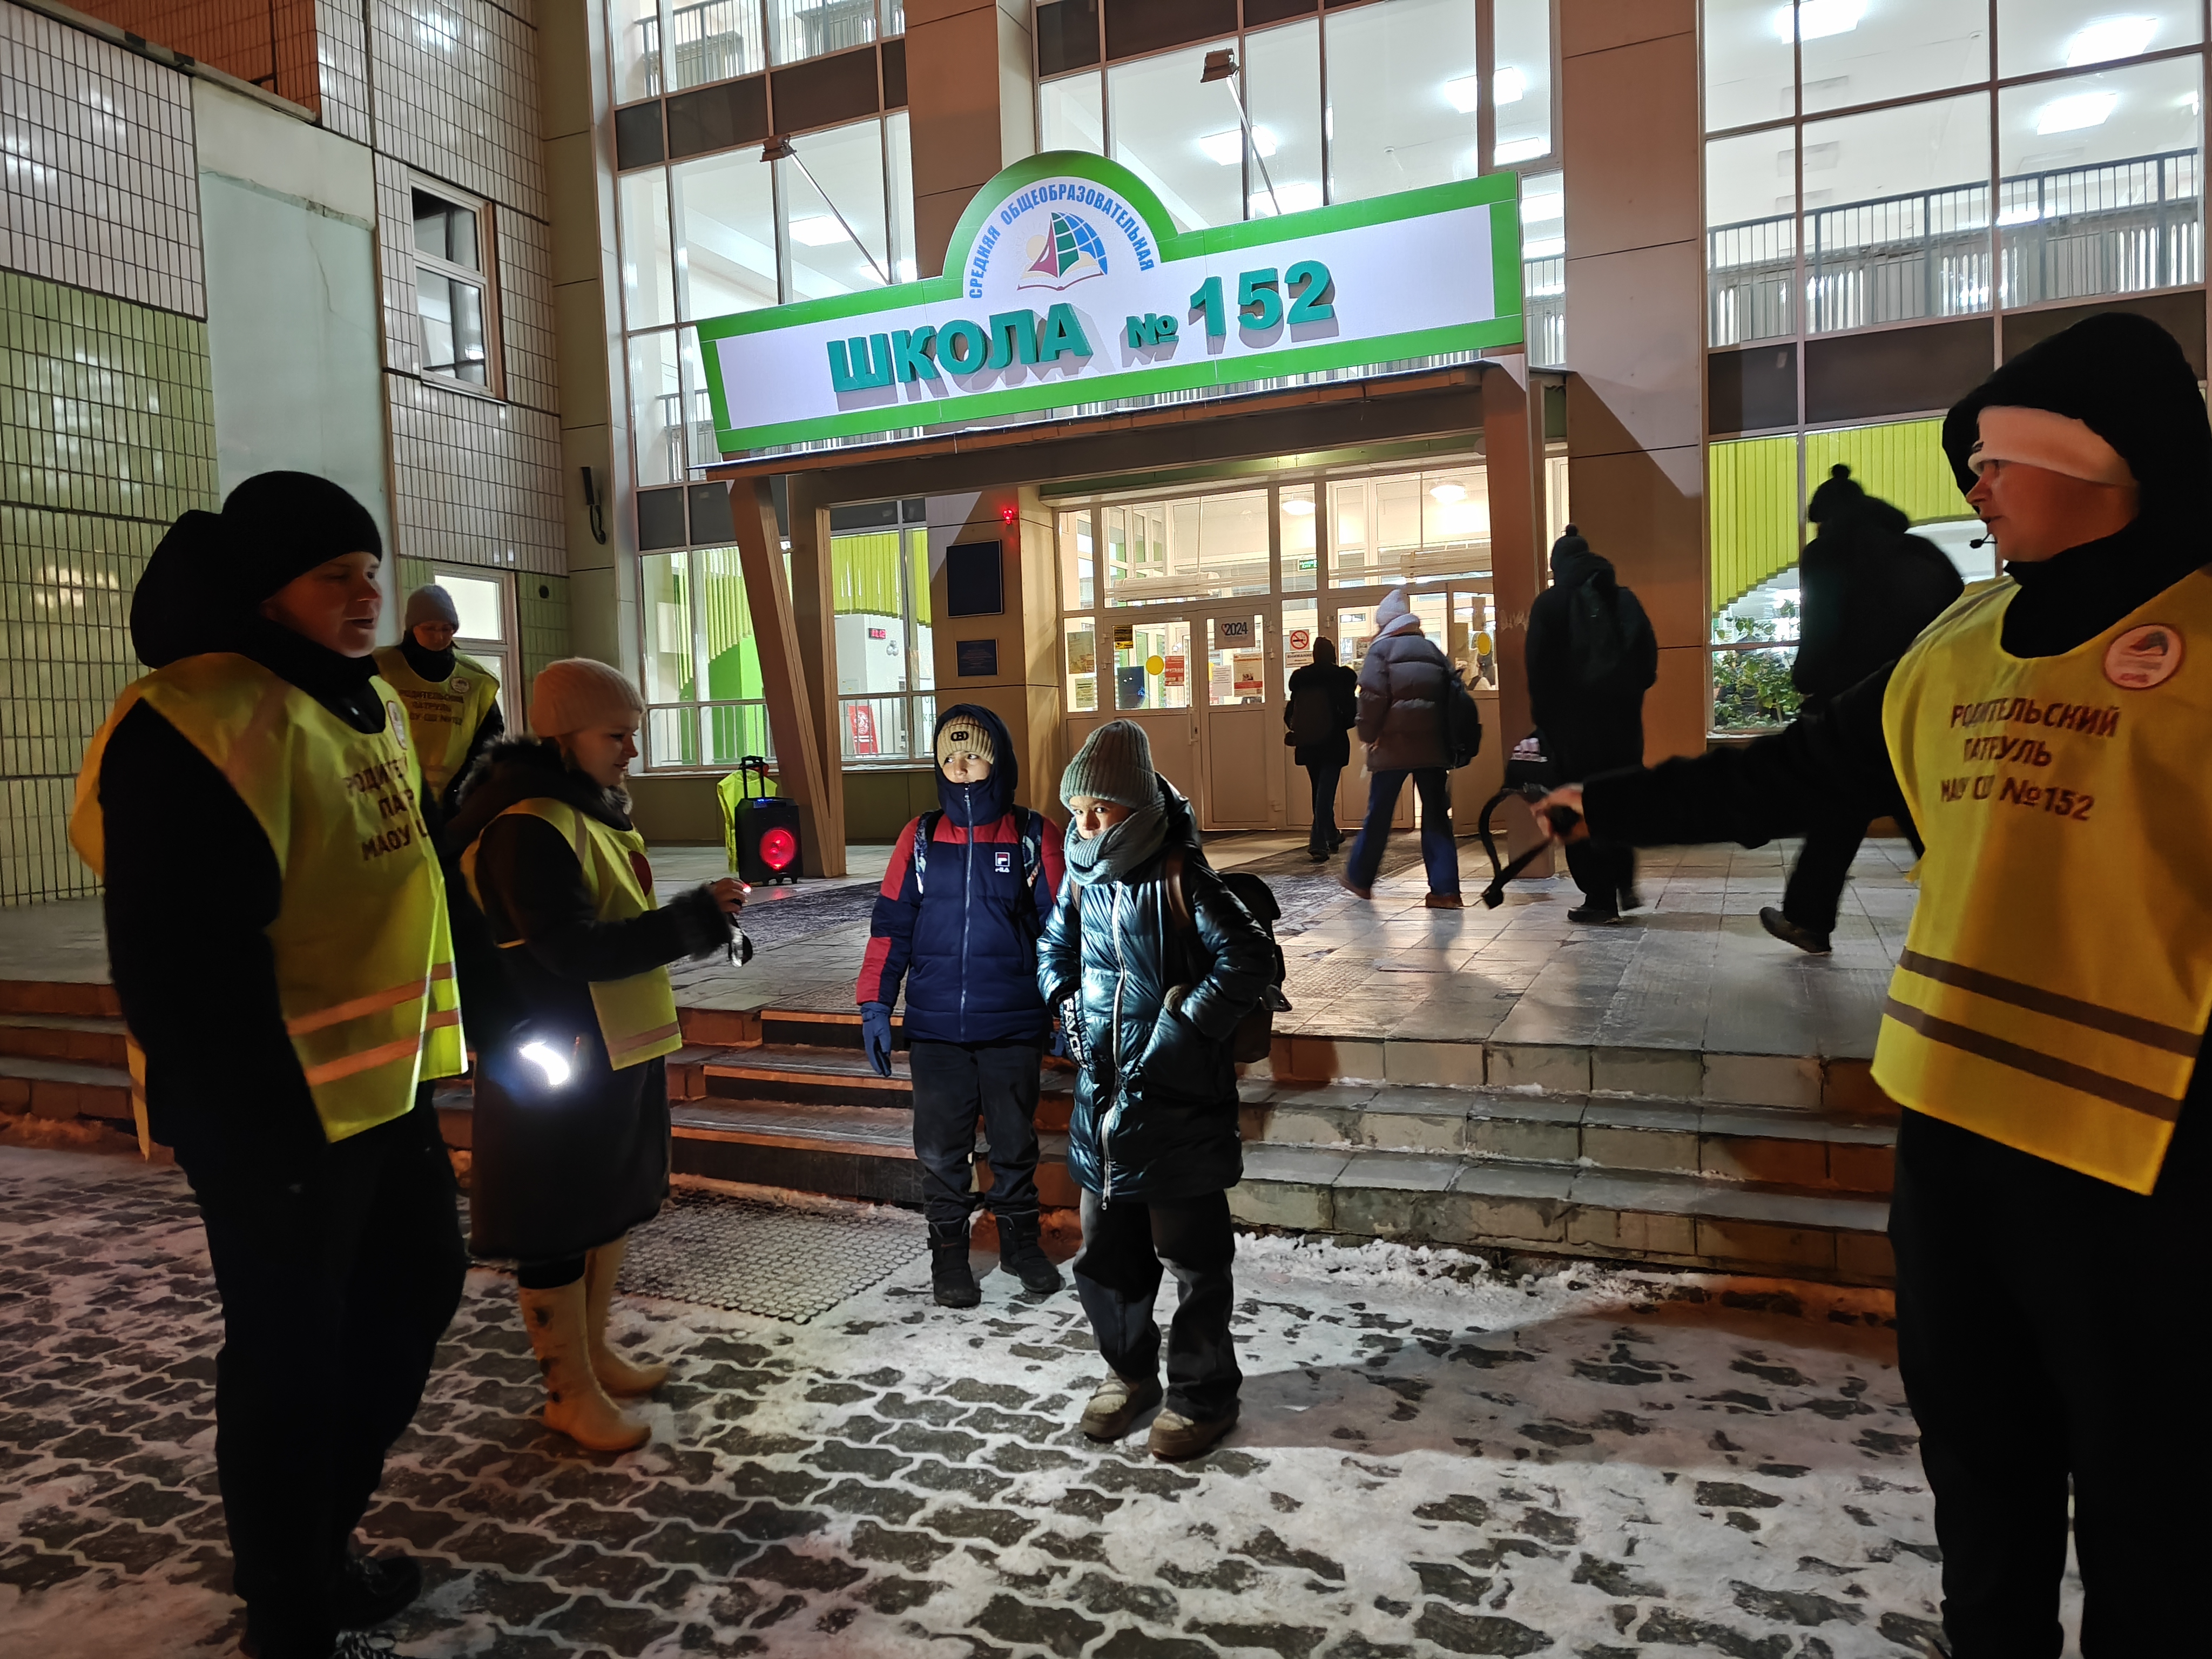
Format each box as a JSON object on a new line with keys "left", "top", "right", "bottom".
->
{"left": 446, "top": 658, "right": 745, "bottom": 1451}
{"left": 1284, "top": 637, "right": 1359, "bottom": 860}
{"left": 1037, "top": 719, "right": 1274, "bottom": 1461}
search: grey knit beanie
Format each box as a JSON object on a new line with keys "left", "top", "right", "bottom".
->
{"left": 1060, "top": 719, "right": 1158, "bottom": 809}
{"left": 530, "top": 657, "right": 645, "bottom": 736}
{"left": 405, "top": 584, "right": 460, "bottom": 630}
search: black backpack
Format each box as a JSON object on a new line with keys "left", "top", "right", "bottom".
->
{"left": 1288, "top": 681, "right": 1339, "bottom": 747}
{"left": 1567, "top": 579, "right": 1657, "bottom": 697}
{"left": 1440, "top": 666, "right": 1483, "bottom": 769}
{"left": 1162, "top": 855, "right": 1291, "bottom": 1064}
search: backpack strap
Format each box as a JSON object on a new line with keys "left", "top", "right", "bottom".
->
{"left": 911, "top": 809, "right": 943, "bottom": 896}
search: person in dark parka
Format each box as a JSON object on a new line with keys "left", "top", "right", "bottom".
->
{"left": 856, "top": 704, "right": 1068, "bottom": 1307}
{"left": 1343, "top": 587, "right": 1462, "bottom": 903}
{"left": 1525, "top": 526, "right": 1658, "bottom": 922}
{"left": 1284, "top": 636, "right": 1359, "bottom": 860}
{"left": 1534, "top": 313, "right": 2212, "bottom": 1654}
{"left": 1764, "top": 466, "right": 1965, "bottom": 953}
{"left": 1037, "top": 720, "right": 1274, "bottom": 1461}
{"left": 447, "top": 658, "right": 745, "bottom": 1452}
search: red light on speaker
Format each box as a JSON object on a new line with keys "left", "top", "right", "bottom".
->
{"left": 760, "top": 826, "right": 798, "bottom": 871}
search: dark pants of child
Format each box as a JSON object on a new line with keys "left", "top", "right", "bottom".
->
{"left": 1073, "top": 1189, "right": 1240, "bottom": 1421}
{"left": 908, "top": 1039, "right": 1043, "bottom": 1230}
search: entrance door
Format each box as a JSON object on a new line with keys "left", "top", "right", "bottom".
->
{"left": 1099, "top": 613, "right": 1200, "bottom": 805}
{"left": 1198, "top": 611, "right": 1274, "bottom": 830}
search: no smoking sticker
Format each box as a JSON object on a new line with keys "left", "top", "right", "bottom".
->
{"left": 2104, "top": 624, "right": 2184, "bottom": 689}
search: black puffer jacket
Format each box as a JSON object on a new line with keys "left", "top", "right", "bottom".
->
{"left": 1792, "top": 474, "right": 1964, "bottom": 699}
{"left": 1036, "top": 782, "right": 1274, "bottom": 1202}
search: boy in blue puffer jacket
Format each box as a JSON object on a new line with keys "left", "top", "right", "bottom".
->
{"left": 857, "top": 705, "right": 1066, "bottom": 1307}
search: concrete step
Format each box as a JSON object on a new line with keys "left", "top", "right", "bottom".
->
{"left": 0, "top": 1054, "right": 133, "bottom": 1128}
{"left": 0, "top": 979, "right": 119, "bottom": 1020}
{"left": 0, "top": 1011, "right": 129, "bottom": 1067}
{"left": 702, "top": 1043, "right": 1075, "bottom": 1131}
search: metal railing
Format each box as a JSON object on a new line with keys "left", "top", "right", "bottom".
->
{"left": 655, "top": 389, "right": 721, "bottom": 481}
{"left": 644, "top": 699, "right": 775, "bottom": 771}
{"left": 839, "top": 693, "right": 935, "bottom": 764}
{"left": 1523, "top": 255, "right": 1564, "bottom": 369}
{"left": 1709, "top": 148, "right": 2203, "bottom": 347}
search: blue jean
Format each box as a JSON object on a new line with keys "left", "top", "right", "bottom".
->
{"left": 1303, "top": 761, "right": 1343, "bottom": 852}
{"left": 1346, "top": 768, "right": 1460, "bottom": 894}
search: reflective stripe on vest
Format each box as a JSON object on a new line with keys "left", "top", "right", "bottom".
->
{"left": 70, "top": 655, "right": 464, "bottom": 1145}
{"left": 1878, "top": 571, "right": 2212, "bottom": 1192}
{"left": 462, "top": 798, "right": 683, "bottom": 1070}
{"left": 371, "top": 646, "right": 499, "bottom": 795}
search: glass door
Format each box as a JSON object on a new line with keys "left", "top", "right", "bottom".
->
{"left": 1104, "top": 613, "right": 1199, "bottom": 807}
{"left": 1200, "top": 610, "right": 1274, "bottom": 830}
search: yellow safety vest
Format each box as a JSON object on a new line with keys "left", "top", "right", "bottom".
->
{"left": 71, "top": 653, "right": 466, "bottom": 1147}
{"left": 462, "top": 798, "right": 684, "bottom": 1070}
{"left": 1878, "top": 570, "right": 2212, "bottom": 1192}
{"left": 372, "top": 645, "right": 499, "bottom": 797}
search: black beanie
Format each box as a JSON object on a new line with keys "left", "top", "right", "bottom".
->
{"left": 131, "top": 510, "right": 237, "bottom": 667}
{"left": 1941, "top": 313, "right": 2209, "bottom": 524}
{"left": 219, "top": 471, "right": 383, "bottom": 606}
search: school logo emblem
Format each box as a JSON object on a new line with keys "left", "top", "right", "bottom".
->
{"left": 2104, "top": 623, "right": 2183, "bottom": 689}
{"left": 1018, "top": 211, "right": 1108, "bottom": 291}
{"left": 994, "top": 849, "right": 1014, "bottom": 873}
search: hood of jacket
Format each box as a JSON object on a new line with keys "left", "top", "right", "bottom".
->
{"left": 446, "top": 736, "right": 632, "bottom": 856}
{"left": 933, "top": 702, "right": 1020, "bottom": 827}
{"left": 1550, "top": 539, "right": 1617, "bottom": 592}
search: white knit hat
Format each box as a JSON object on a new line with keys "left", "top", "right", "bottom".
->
{"left": 530, "top": 657, "right": 644, "bottom": 736}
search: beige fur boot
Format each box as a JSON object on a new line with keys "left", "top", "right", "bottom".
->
{"left": 585, "top": 1236, "right": 670, "bottom": 1396}
{"left": 518, "top": 1280, "right": 650, "bottom": 1452}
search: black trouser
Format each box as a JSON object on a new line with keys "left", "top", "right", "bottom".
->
{"left": 1074, "top": 1189, "right": 1239, "bottom": 1421}
{"left": 1781, "top": 810, "right": 1866, "bottom": 935}
{"left": 173, "top": 1093, "right": 467, "bottom": 1648}
{"left": 1563, "top": 836, "right": 1635, "bottom": 912}
{"left": 908, "top": 1039, "right": 1043, "bottom": 1231}
{"left": 1889, "top": 1110, "right": 2208, "bottom": 1655}
{"left": 1303, "top": 761, "right": 1343, "bottom": 852}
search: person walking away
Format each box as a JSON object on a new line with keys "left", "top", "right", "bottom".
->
{"left": 1284, "top": 637, "right": 1359, "bottom": 860}
{"left": 1340, "top": 587, "right": 1464, "bottom": 906}
{"left": 447, "top": 658, "right": 746, "bottom": 1452}
{"left": 70, "top": 473, "right": 470, "bottom": 1659}
{"left": 1525, "top": 526, "right": 1658, "bottom": 923}
{"left": 855, "top": 705, "right": 1068, "bottom": 1307}
{"left": 1767, "top": 466, "right": 1965, "bottom": 953}
{"left": 374, "top": 584, "right": 504, "bottom": 822}
{"left": 1534, "top": 313, "right": 2211, "bottom": 1654}
{"left": 1038, "top": 720, "right": 1274, "bottom": 1460}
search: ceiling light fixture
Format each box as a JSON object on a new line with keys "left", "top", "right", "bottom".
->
{"left": 1493, "top": 66, "right": 1527, "bottom": 105}
{"left": 2038, "top": 90, "right": 2119, "bottom": 134}
{"left": 1494, "top": 136, "right": 1550, "bottom": 164}
{"left": 1199, "top": 126, "right": 1277, "bottom": 166}
{"left": 1773, "top": 0, "right": 1865, "bottom": 43}
{"left": 1283, "top": 497, "right": 1316, "bottom": 516}
{"left": 1429, "top": 482, "right": 1468, "bottom": 503}
{"left": 1250, "top": 180, "right": 1323, "bottom": 217}
{"left": 2066, "top": 16, "right": 2157, "bottom": 67}
{"left": 1445, "top": 74, "right": 1480, "bottom": 114}
{"left": 787, "top": 215, "right": 848, "bottom": 246}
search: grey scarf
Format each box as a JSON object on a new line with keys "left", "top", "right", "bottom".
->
{"left": 1064, "top": 793, "right": 1169, "bottom": 887}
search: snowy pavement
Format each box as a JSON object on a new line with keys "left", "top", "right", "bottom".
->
{"left": 0, "top": 1146, "right": 2071, "bottom": 1658}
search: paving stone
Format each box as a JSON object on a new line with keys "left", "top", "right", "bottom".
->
{"left": 854, "top": 1573, "right": 943, "bottom": 1614}
{"left": 848, "top": 1520, "right": 956, "bottom": 1569}
{"left": 1185, "top": 1619, "right": 1331, "bottom": 1658}
{"left": 814, "top": 1479, "right": 929, "bottom": 1524}
{"left": 461, "top": 1569, "right": 572, "bottom": 1625}
{"left": 804, "top": 1441, "right": 909, "bottom": 1479}
{"left": 1234, "top": 1529, "right": 1345, "bottom": 1582}
{"left": 738, "top": 1544, "right": 867, "bottom": 1591}
{"left": 541, "top": 1596, "right": 679, "bottom": 1657}
{"left": 725, "top": 1501, "right": 829, "bottom": 1540}
{"left": 1410, "top": 1604, "right": 1555, "bottom": 1656}
{"left": 905, "top": 1458, "right": 1011, "bottom": 1499}
{"left": 881, "top": 1422, "right": 989, "bottom": 1460}
{"left": 974, "top": 1592, "right": 1107, "bottom": 1657}
{"left": 1069, "top": 1569, "right": 1179, "bottom": 1622}
{"left": 542, "top": 1546, "right": 668, "bottom": 1602}
{"left": 633, "top": 1520, "right": 759, "bottom": 1575}
{"left": 922, "top": 1502, "right": 1036, "bottom": 1547}
{"left": 1095, "top": 1627, "right": 1222, "bottom": 1659}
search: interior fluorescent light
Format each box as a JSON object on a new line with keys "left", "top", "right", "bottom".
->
{"left": 2067, "top": 16, "right": 2157, "bottom": 66}
{"left": 1200, "top": 127, "right": 1277, "bottom": 166}
{"left": 1429, "top": 482, "right": 1468, "bottom": 503}
{"left": 2038, "top": 90, "right": 2119, "bottom": 134}
{"left": 1493, "top": 66, "right": 1527, "bottom": 105}
{"left": 1774, "top": 0, "right": 1865, "bottom": 43}
{"left": 788, "top": 215, "right": 849, "bottom": 246}
{"left": 1494, "top": 136, "right": 1550, "bottom": 163}
{"left": 1250, "top": 180, "right": 1324, "bottom": 216}
{"left": 1445, "top": 75, "right": 1480, "bottom": 114}
{"left": 1283, "top": 498, "right": 1316, "bottom": 516}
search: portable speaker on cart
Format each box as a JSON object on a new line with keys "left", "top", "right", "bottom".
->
{"left": 718, "top": 756, "right": 801, "bottom": 886}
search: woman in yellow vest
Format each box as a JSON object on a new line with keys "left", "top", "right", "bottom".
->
{"left": 373, "top": 584, "right": 503, "bottom": 821}
{"left": 1537, "top": 314, "right": 2208, "bottom": 1653}
{"left": 447, "top": 658, "right": 746, "bottom": 1451}
{"left": 71, "top": 473, "right": 467, "bottom": 1659}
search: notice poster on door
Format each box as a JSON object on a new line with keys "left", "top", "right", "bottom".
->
{"left": 1163, "top": 655, "right": 1186, "bottom": 687}
{"left": 1288, "top": 629, "right": 1311, "bottom": 652}
{"left": 1233, "top": 653, "right": 1264, "bottom": 697}
{"left": 846, "top": 702, "right": 879, "bottom": 756}
{"left": 1067, "top": 630, "right": 1096, "bottom": 675}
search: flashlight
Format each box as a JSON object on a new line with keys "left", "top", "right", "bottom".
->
{"left": 520, "top": 1040, "right": 572, "bottom": 1088}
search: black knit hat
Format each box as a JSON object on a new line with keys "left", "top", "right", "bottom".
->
{"left": 1806, "top": 463, "right": 1866, "bottom": 524}
{"left": 1941, "top": 313, "right": 2208, "bottom": 524}
{"left": 130, "top": 510, "right": 235, "bottom": 667}
{"left": 220, "top": 471, "right": 383, "bottom": 605}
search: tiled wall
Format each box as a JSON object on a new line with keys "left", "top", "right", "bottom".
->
{"left": 0, "top": 272, "right": 219, "bottom": 905}
{"left": 387, "top": 374, "right": 564, "bottom": 575}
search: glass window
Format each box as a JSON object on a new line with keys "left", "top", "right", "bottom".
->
{"left": 767, "top": 0, "right": 876, "bottom": 65}
{"left": 1279, "top": 484, "right": 1317, "bottom": 592}
{"left": 1064, "top": 616, "right": 1100, "bottom": 712}
{"left": 642, "top": 549, "right": 698, "bottom": 767}
{"left": 620, "top": 170, "right": 677, "bottom": 329}
{"left": 781, "top": 121, "right": 891, "bottom": 297}
{"left": 1325, "top": 0, "right": 1478, "bottom": 203}
{"left": 1112, "top": 616, "right": 1192, "bottom": 710}
{"left": 670, "top": 0, "right": 763, "bottom": 89}
{"left": 1327, "top": 468, "right": 1489, "bottom": 586}
{"left": 886, "top": 112, "right": 916, "bottom": 281}
{"left": 413, "top": 187, "right": 494, "bottom": 388}
{"left": 1101, "top": 491, "right": 1269, "bottom": 603}
{"left": 679, "top": 328, "right": 718, "bottom": 471}
{"left": 1246, "top": 21, "right": 1324, "bottom": 217}
{"left": 1522, "top": 166, "right": 1565, "bottom": 365}
{"left": 1335, "top": 602, "right": 1380, "bottom": 672}
{"left": 1207, "top": 615, "right": 1267, "bottom": 706}
{"left": 1707, "top": 127, "right": 1797, "bottom": 345}
{"left": 1040, "top": 72, "right": 1106, "bottom": 156}
{"left": 1492, "top": 0, "right": 1552, "bottom": 164}
{"left": 1451, "top": 591, "right": 1496, "bottom": 686}
{"left": 909, "top": 526, "right": 934, "bottom": 690}
{"left": 1103, "top": 502, "right": 1168, "bottom": 603}
{"left": 1803, "top": 92, "right": 1992, "bottom": 334}
{"left": 1109, "top": 42, "right": 1242, "bottom": 231}
{"left": 830, "top": 505, "right": 932, "bottom": 763}
{"left": 631, "top": 329, "right": 686, "bottom": 487}
{"left": 672, "top": 148, "right": 780, "bottom": 319}
{"left": 1997, "top": 0, "right": 2200, "bottom": 80}
{"left": 1798, "top": 0, "right": 1988, "bottom": 115}
{"left": 1997, "top": 56, "right": 2204, "bottom": 308}
{"left": 1058, "top": 509, "right": 1096, "bottom": 609}
{"left": 1704, "top": 0, "right": 1796, "bottom": 133}
{"left": 613, "top": 0, "right": 667, "bottom": 103}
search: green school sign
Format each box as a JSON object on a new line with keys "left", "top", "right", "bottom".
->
{"left": 696, "top": 151, "right": 1523, "bottom": 454}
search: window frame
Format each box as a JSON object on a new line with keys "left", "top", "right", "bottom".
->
{"left": 410, "top": 180, "right": 505, "bottom": 399}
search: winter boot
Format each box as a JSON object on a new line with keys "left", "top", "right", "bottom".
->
{"left": 518, "top": 1281, "right": 651, "bottom": 1452}
{"left": 332, "top": 1549, "right": 421, "bottom": 1629}
{"left": 996, "top": 1212, "right": 1063, "bottom": 1296}
{"left": 1759, "top": 905, "right": 1832, "bottom": 955}
{"left": 1079, "top": 1372, "right": 1164, "bottom": 1440}
{"left": 929, "top": 1222, "right": 981, "bottom": 1308}
{"left": 584, "top": 1236, "right": 670, "bottom": 1395}
{"left": 1147, "top": 1403, "right": 1240, "bottom": 1460}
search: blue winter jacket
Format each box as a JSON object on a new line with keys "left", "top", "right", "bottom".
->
{"left": 855, "top": 704, "right": 1064, "bottom": 1046}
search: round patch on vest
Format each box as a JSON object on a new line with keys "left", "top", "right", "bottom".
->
{"left": 2103, "top": 624, "right": 2184, "bottom": 690}
{"left": 629, "top": 850, "right": 655, "bottom": 894}
{"left": 386, "top": 699, "right": 409, "bottom": 745}
{"left": 451, "top": 676, "right": 469, "bottom": 695}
